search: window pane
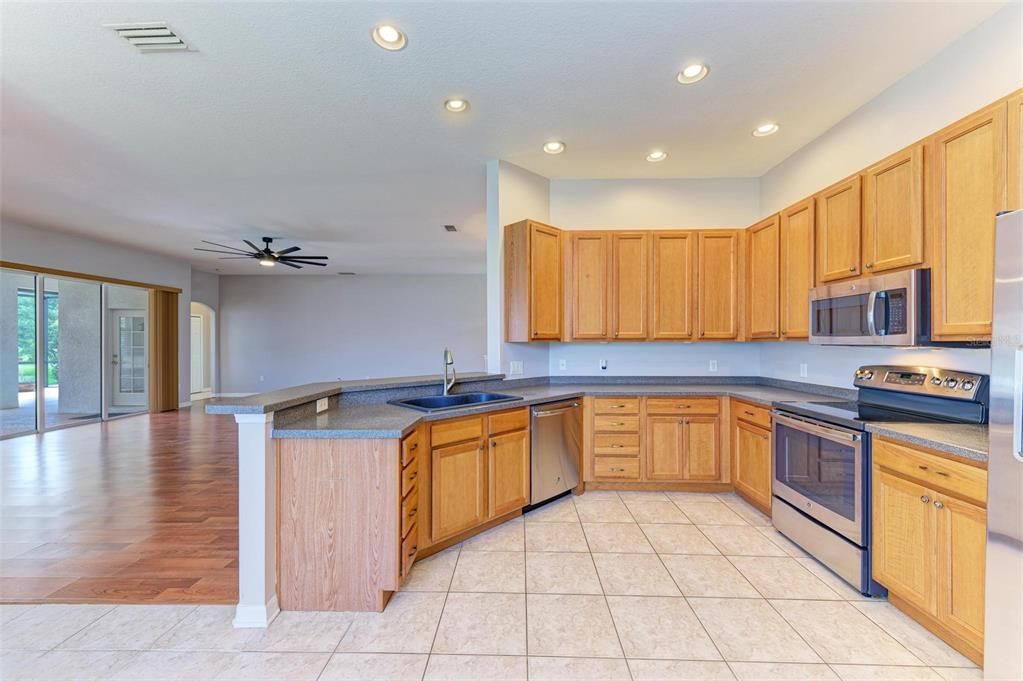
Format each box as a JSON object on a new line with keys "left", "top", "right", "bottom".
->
{"left": 44, "top": 277, "right": 102, "bottom": 428}
{"left": 1, "top": 269, "right": 37, "bottom": 437}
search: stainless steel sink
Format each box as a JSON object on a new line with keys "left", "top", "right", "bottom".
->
{"left": 389, "top": 392, "right": 523, "bottom": 413}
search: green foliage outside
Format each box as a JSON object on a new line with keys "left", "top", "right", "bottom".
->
{"left": 16, "top": 291, "right": 59, "bottom": 387}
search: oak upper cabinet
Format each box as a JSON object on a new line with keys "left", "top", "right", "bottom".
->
{"left": 567, "top": 232, "right": 610, "bottom": 340}
{"left": 928, "top": 102, "right": 1007, "bottom": 342}
{"left": 649, "top": 231, "right": 695, "bottom": 340}
{"left": 747, "top": 216, "right": 780, "bottom": 339}
{"left": 1008, "top": 89, "right": 1023, "bottom": 211}
{"left": 504, "top": 220, "right": 563, "bottom": 342}
{"left": 696, "top": 231, "right": 739, "bottom": 340}
{"left": 815, "top": 175, "right": 862, "bottom": 283}
{"left": 863, "top": 144, "right": 925, "bottom": 274}
{"left": 611, "top": 232, "right": 649, "bottom": 340}
{"left": 779, "top": 199, "right": 816, "bottom": 339}
{"left": 431, "top": 439, "right": 486, "bottom": 542}
{"left": 487, "top": 429, "right": 530, "bottom": 518}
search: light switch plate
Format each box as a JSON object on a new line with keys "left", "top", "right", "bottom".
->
{"left": 558, "top": 359, "right": 567, "bottom": 370}
{"left": 316, "top": 398, "right": 328, "bottom": 413}
{"left": 800, "top": 363, "right": 808, "bottom": 378}
{"left": 509, "top": 360, "right": 523, "bottom": 375}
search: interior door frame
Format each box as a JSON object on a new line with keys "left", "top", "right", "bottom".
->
{"left": 190, "top": 313, "right": 207, "bottom": 395}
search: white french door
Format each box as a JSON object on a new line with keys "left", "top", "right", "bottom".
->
{"left": 111, "top": 309, "right": 148, "bottom": 407}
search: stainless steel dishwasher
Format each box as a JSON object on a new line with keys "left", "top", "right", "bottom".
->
{"left": 530, "top": 399, "right": 582, "bottom": 504}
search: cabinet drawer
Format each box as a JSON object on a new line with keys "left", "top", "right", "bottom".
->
{"left": 431, "top": 416, "right": 484, "bottom": 448}
{"left": 646, "top": 397, "right": 720, "bottom": 415}
{"left": 401, "top": 526, "right": 418, "bottom": 579}
{"left": 593, "top": 456, "right": 641, "bottom": 480}
{"left": 402, "top": 486, "right": 418, "bottom": 539}
{"left": 401, "top": 430, "right": 421, "bottom": 468}
{"left": 402, "top": 458, "right": 419, "bottom": 498}
{"left": 734, "top": 401, "right": 772, "bottom": 429}
{"left": 488, "top": 408, "right": 529, "bottom": 436}
{"left": 594, "top": 433, "right": 641, "bottom": 456}
{"left": 594, "top": 397, "right": 640, "bottom": 415}
{"left": 874, "top": 437, "right": 986, "bottom": 505}
{"left": 593, "top": 415, "right": 641, "bottom": 432}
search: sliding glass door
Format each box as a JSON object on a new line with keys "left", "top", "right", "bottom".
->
{"left": 0, "top": 267, "right": 152, "bottom": 438}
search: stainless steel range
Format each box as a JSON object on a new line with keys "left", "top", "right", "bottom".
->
{"left": 771, "top": 365, "right": 989, "bottom": 596}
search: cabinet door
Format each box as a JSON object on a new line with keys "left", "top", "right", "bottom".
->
{"left": 936, "top": 495, "right": 986, "bottom": 651}
{"left": 568, "top": 232, "right": 610, "bottom": 340}
{"left": 683, "top": 417, "right": 720, "bottom": 481}
{"left": 529, "top": 223, "right": 563, "bottom": 340}
{"left": 645, "top": 416, "right": 684, "bottom": 481}
{"left": 748, "top": 216, "right": 780, "bottom": 339}
{"left": 649, "top": 231, "right": 694, "bottom": 340}
{"left": 872, "top": 467, "right": 936, "bottom": 615}
{"left": 611, "top": 232, "right": 649, "bottom": 339}
{"left": 733, "top": 420, "right": 772, "bottom": 511}
{"left": 779, "top": 199, "right": 815, "bottom": 339}
{"left": 863, "top": 145, "right": 925, "bottom": 274}
{"left": 816, "top": 176, "right": 862, "bottom": 283}
{"left": 696, "top": 231, "right": 739, "bottom": 340}
{"left": 929, "top": 103, "right": 1007, "bottom": 341}
{"left": 1008, "top": 90, "right": 1022, "bottom": 211}
{"left": 431, "top": 440, "right": 486, "bottom": 542}
{"left": 488, "top": 429, "right": 530, "bottom": 518}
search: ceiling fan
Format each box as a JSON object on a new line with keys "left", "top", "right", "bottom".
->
{"left": 194, "top": 237, "right": 328, "bottom": 269}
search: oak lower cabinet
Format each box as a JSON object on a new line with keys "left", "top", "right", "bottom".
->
{"left": 427, "top": 409, "right": 530, "bottom": 545}
{"left": 504, "top": 220, "right": 563, "bottom": 342}
{"left": 871, "top": 437, "right": 987, "bottom": 665}
{"left": 730, "top": 400, "right": 772, "bottom": 515}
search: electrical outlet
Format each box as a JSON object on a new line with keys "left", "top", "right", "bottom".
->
{"left": 509, "top": 360, "right": 523, "bottom": 375}
{"left": 800, "top": 363, "right": 808, "bottom": 378}
{"left": 316, "top": 398, "right": 328, "bottom": 413}
{"left": 259, "top": 375, "right": 264, "bottom": 382}
{"left": 599, "top": 359, "right": 608, "bottom": 371}
{"left": 709, "top": 360, "right": 718, "bottom": 372}
{"left": 558, "top": 359, "right": 567, "bottom": 370}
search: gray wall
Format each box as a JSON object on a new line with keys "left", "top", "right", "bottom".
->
{"left": 55, "top": 278, "right": 102, "bottom": 414}
{"left": 219, "top": 274, "right": 486, "bottom": 393}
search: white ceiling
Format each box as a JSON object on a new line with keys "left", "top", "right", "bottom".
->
{"left": 0, "top": 1, "right": 1004, "bottom": 275}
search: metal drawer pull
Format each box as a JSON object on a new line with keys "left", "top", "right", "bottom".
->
{"left": 410, "top": 443, "right": 418, "bottom": 451}
{"left": 609, "top": 404, "right": 626, "bottom": 408}
{"left": 610, "top": 422, "right": 625, "bottom": 426}
{"left": 920, "top": 495, "right": 931, "bottom": 504}
{"left": 933, "top": 500, "right": 944, "bottom": 509}
{"left": 610, "top": 467, "right": 626, "bottom": 472}
{"left": 408, "top": 472, "right": 417, "bottom": 480}
{"left": 408, "top": 508, "right": 417, "bottom": 517}
{"left": 744, "top": 410, "right": 755, "bottom": 417}
{"left": 610, "top": 444, "right": 624, "bottom": 448}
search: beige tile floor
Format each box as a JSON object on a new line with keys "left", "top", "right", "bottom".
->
{"left": 0, "top": 492, "right": 981, "bottom": 681}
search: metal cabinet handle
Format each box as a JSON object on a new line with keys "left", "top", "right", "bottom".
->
{"left": 866, "top": 262, "right": 874, "bottom": 269}
{"left": 610, "top": 467, "right": 625, "bottom": 472}
{"left": 848, "top": 266, "right": 856, "bottom": 272}
{"left": 408, "top": 472, "right": 418, "bottom": 480}
{"left": 410, "top": 443, "right": 418, "bottom": 451}
{"left": 743, "top": 410, "right": 755, "bottom": 417}
{"left": 408, "top": 508, "right": 418, "bottom": 517}
{"left": 920, "top": 495, "right": 931, "bottom": 504}
{"left": 610, "top": 444, "right": 624, "bottom": 449}
{"left": 678, "top": 404, "right": 690, "bottom": 409}
{"left": 933, "top": 500, "right": 944, "bottom": 509}
{"left": 491, "top": 440, "right": 497, "bottom": 447}
{"left": 610, "top": 422, "right": 625, "bottom": 426}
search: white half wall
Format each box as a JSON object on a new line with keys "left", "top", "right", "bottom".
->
{"left": 218, "top": 274, "right": 486, "bottom": 393}
{"left": 550, "top": 178, "right": 760, "bottom": 229}
{"left": 0, "top": 220, "right": 193, "bottom": 404}
{"left": 760, "top": 3, "right": 1023, "bottom": 215}
{"left": 486, "top": 160, "right": 552, "bottom": 378}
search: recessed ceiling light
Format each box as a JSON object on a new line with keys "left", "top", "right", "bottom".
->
{"left": 752, "top": 122, "right": 780, "bottom": 137}
{"left": 677, "top": 62, "right": 709, "bottom": 84}
{"left": 543, "top": 141, "right": 566, "bottom": 155}
{"left": 444, "top": 98, "right": 469, "bottom": 113}
{"left": 646, "top": 150, "right": 668, "bottom": 163}
{"left": 371, "top": 24, "right": 407, "bottom": 51}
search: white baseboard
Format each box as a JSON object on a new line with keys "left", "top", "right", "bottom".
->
{"left": 215, "top": 392, "right": 256, "bottom": 397}
{"left": 233, "top": 595, "right": 280, "bottom": 629}
{"left": 178, "top": 401, "right": 192, "bottom": 408}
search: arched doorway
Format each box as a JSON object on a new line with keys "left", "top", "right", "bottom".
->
{"left": 189, "top": 301, "right": 215, "bottom": 400}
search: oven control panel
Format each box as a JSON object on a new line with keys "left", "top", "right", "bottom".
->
{"left": 853, "top": 365, "right": 987, "bottom": 401}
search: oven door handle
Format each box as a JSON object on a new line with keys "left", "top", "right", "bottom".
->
{"left": 772, "top": 412, "right": 863, "bottom": 443}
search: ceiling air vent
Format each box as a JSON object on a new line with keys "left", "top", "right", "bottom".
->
{"left": 105, "top": 22, "right": 190, "bottom": 52}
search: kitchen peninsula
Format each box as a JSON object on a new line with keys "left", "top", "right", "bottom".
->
{"left": 208, "top": 373, "right": 988, "bottom": 631}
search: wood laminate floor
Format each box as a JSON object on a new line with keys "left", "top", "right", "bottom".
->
{"left": 0, "top": 405, "right": 238, "bottom": 604}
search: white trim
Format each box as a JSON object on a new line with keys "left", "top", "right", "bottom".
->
{"left": 233, "top": 595, "right": 280, "bottom": 629}
{"left": 216, "top": 392, "right": 256, "bottom": 397}
{"left": 178, "top": 400, "right": 192, "bottom": 408}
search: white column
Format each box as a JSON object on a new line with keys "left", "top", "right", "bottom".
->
{"left": 233, "top": 411, "right": 279, "bottom": 628}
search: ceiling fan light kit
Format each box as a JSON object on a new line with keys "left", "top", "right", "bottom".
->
{"left": 194, "top": 237, "right": 329, "bottom": 269}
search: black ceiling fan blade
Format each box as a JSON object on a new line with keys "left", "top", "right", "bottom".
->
{"left": 217, "top": 256, "right": 257, "bottom": 260}
{"left": 278, "top": 260, "right": 302, "bottom": 269}
{"left": 200, "top": 240, "right": 251, "bottom": 254}
{"left": 195, "top": 247, "right": 256, "bottom": 255}
{"left": 280, "top": 255, "right": 328, "bottom": 260}
{"left": 243, "top": 239, "right": 263, "bottom": 253}
{"left": 283, "top": 260, "right": 327, "bottom": 267}
{"left": 275, "top": 246, "right": 301, "bottom": 256}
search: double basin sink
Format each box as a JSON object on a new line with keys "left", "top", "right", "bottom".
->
{"left": 390, "top": 392, "right": 523, "bottom": 413}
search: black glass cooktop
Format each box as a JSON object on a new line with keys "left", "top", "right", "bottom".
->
{"left": 776, "top": 400, "right": 959, "bottom": 431}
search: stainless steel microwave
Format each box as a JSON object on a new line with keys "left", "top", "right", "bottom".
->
{"left": 808, "top": 269, "right": 929, "bottom": 346}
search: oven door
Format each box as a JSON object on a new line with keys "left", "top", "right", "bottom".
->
{"left": 772, "top": 412, "right": 865, "bottom": 545}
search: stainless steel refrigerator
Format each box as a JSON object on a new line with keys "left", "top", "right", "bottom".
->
{"left": 985, "top": 209, "right": 1023, "bottom": 680}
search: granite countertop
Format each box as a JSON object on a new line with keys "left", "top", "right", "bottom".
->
{"left": 865, "top": 422, "right": 989, "bottom": 464}
{"left": 271, "top": 382, "right": 837, "bottom": 439}
{"left": 205, "top": 372, "right": 503, "bottom": 415}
